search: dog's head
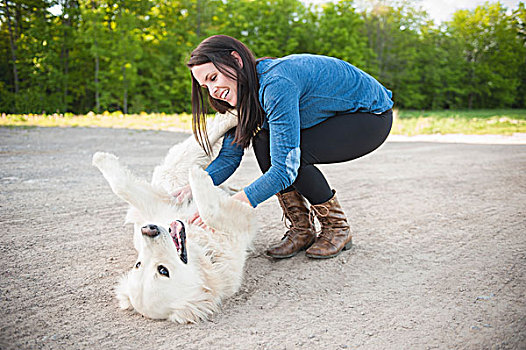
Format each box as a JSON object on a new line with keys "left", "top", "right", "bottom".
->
{"left": 115, "top": 221, "right": 217, "bottom": 323}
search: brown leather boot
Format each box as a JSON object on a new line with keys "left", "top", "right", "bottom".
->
{"left": 305, "top": 191, "right": 352, "bottom": 259}
{"left": 266, "top": 190, "right": 316, "bottom": 259}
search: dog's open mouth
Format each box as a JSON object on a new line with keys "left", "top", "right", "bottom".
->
{"left": 169, "top": 220, "right": 188, "bottom": 264}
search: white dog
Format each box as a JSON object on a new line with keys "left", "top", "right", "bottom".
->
{"left": 92, "top": 111, "right": 257, "bottom": 323}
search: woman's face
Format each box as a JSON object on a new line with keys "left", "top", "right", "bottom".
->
{"left": 191, "top": 62, "right": 238, "bottom": 107}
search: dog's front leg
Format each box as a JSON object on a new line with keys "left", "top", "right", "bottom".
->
{"left": 189, "top": 167, "right": 256, "bottom": 235}
{"left": 92, "top": 152, "right": 169, "bottom": 216}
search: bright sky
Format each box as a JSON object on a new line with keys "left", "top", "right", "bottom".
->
{"left": 303, "top": 0, "right": 522, "bottom": 23}
{"left": 418, "top": 0, "right": 521, "bottom": 23}
{"left": 49, "top": 0, "right": 522, "bottom": 23}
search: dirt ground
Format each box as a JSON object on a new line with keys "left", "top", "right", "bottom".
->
{"left": 1, "top": 126, "right": 525, "bottom": 350}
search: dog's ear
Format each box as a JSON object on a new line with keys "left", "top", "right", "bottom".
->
{"left": 114, "top": 274, "right": 133, "bottom": 310}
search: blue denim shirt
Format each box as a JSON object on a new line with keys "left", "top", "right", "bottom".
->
{"left": 206, "top": 54, "right": 393, "bottom": 207}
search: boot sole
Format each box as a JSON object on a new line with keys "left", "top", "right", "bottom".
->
{"left": 266, "top": 251, "right": 300, "bottom": 259}
{"left": 266, "top": 241, "right": 315, "bottom": 259}
{"left": 305, "top": 239, "right": 353, "bottom": 259}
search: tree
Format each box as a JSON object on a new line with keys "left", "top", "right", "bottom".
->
{"left": 2, "top": 0, "right": 20, "bottom": 95}
{"left": 211, "top": 0, "right": 312, "bottom": 57}
{"left": 1, "top": 0, "right": 524, "bottom": 113}
{"left": 513, "top": 2, "right": 526, "bottom": 108}
{"left": 311, "top": 0, "right": 371, "bottom": 68}
{"left": 361, "top": 1, "right": 432, "bottom": 108}
{"left": 448, "top": 3, "right": 525, "bottom": 108}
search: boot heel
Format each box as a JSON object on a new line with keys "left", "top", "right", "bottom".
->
{"left": 343, "top": 238, "right": 353, "bottom": 251}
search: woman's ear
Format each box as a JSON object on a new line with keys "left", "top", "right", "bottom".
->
{"left": 231, "top": 51, "right": 243, "bottom": 68}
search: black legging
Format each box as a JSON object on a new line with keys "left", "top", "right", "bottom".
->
{"left": 252, "top": 109, "right": 393, "bottom": 205}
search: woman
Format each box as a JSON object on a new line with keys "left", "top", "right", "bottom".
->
{"left": 181, "top": 35, "right": 393, "bottom": 259}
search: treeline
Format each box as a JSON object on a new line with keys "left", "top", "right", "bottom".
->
{"left": 1, "top": 0, "right": 525, "bottom": 114}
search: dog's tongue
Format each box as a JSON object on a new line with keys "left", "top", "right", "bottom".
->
{"left": 170, "top": 220, "right": 188, "bottom": 264}
{"left": 170, "top": 221, "right": 182, "bottom": 250}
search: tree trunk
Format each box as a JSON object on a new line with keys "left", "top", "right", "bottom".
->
{"left": 3, "top": 0, "right": 19, "bottom": 94}
{"left": 376, "top": 14, "right": 384, "bottom": 78}
{"left": 91, "top": 0, "right": 100, "bottom": 113}
{"left": 94, "top": 48, "right": 100, "bottom": 113}
{"left": 61, "top": 0, "right": 71, "bottom": 112}
{"left": 122, "top": 65, "right": 128, "bottom": 114}
{"left": 196, "top": 0, "right": 201, "bottom": 37}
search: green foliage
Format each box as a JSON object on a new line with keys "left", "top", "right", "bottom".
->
{"left": 311, "top": 0, "right": 370, "bottom": 67}
{"left": 0, "top": 0, "right": 525, "bottom": 114}
{"left": 210, "top": 0, "right": 313, "bottom": 57}
{"left": 447, "top": 3, "right": 525, "bottom": 108}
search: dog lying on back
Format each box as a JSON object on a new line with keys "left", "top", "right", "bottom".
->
{"left": 92, "top": 111, "right": 257, "bottom": 323}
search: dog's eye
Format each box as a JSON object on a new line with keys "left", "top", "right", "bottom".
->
{"left": 157, "top": 265, "right": 169, "bottom": 277}
{"left": 168, "top": 227, "right": 171, "bottom": 233}
{"left": 135, "top": 262, "right": 141, "bottom": 269}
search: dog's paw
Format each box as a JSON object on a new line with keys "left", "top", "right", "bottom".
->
{"left": 92, "top": 152, "right": 119, "bottom": 169}
{"left": 188, "top": 166, "right": 222, "bottom": 222}
{"left": 189, "top": 166, "right": 213, "bottom": 190}
{"left": 215, "top": 110, "right": 238, "bottom": 130}
{"left": 224, "top": 110, "right": 238, "bottom": 129}
{"left": 114, "top": 274, "right": 133, "bottom": 310}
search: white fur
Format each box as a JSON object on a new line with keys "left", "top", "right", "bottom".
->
{"left": 150, "top": 110, "right": 238, "bottom": 194}
{"left": 92, "top": 111, "right": 257, "bottom": 323}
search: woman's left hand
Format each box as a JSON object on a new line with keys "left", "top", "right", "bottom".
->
{"left": 189, "top": 190, "right": 250, "bottom": 231}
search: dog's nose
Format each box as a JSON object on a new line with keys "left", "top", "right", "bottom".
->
{"left": 141, "top": 224, "right": 160, "bottom": 237}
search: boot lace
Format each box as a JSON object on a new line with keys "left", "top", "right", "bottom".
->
{"left": 278, "top": 194, "right": 311, "bottom": 238}
{"left": 281, "top": 213, "right": 311, "bottom": 239}
{"left": 309, "top": 204, "right": 329, "bottom": 235}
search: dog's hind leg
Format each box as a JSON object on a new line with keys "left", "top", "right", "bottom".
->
{"left": 150, "top": 111, "right": 239, "bottom": 194}
{"left": 188, "top": 167, "right": 256, "bottom": 235}
{"left": 206, "top": 111, "right": 238, "bottom": 145}
{"left": 92, "top": 152, "right": 169, "bottom": 216}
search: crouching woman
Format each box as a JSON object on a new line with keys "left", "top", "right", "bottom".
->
{"left": 183, "top": 35, "right": 393, "bottom": 259}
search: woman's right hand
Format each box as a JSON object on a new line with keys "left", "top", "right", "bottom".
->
{"left": 172, "top": 184, "right": 193, "bottom": 203}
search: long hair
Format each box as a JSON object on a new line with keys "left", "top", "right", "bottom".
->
{"left": 187, "top": 35, "right": 265, "bottom": 155}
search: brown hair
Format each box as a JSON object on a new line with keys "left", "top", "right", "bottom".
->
{"left": 187, "top": 35, "right": 265, "bottom": 155}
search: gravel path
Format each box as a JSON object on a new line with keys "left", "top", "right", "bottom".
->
{"left": 1, "top": 126, "right": 525, "bottom": 349}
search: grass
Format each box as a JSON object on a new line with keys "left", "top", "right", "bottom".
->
{"left": 394, "top": 109, "right": 526, "bottom": 136}
{"left": 0, "top": 111, "right": 194, "bottom": 132}
{"left": 1, "top": 109, "right": 525, "bottom": 136}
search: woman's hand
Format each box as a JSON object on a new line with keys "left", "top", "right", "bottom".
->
{"left": 231, "top": 189, "right": 251, "bottom": 206}
{"left": 188, "top": 210, "right": 205, "bottom": 227}
{"left": 189, "top": 190, "right": 250, "bottom": 231}
{"left": 172, "top": 184, "right": 192, "bottom": 203}
{"left": 188, "top": 210, "right": 215, "bottom": 233}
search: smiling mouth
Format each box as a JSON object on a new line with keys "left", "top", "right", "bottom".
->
{"left": 220, "top": 89, "right": 229, "bottom": 100}
{"left": 170, "top": 220, "right": 188, "bottom": 264}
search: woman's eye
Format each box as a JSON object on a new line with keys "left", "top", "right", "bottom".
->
{"left": 135, "top": 262, "right": 141, "bottom": 269}
{"left": 158, "top": 265, "right": 170, "bottom": 277}
{"left": 210, "top": 75, "right": 216, "bottom": 82}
